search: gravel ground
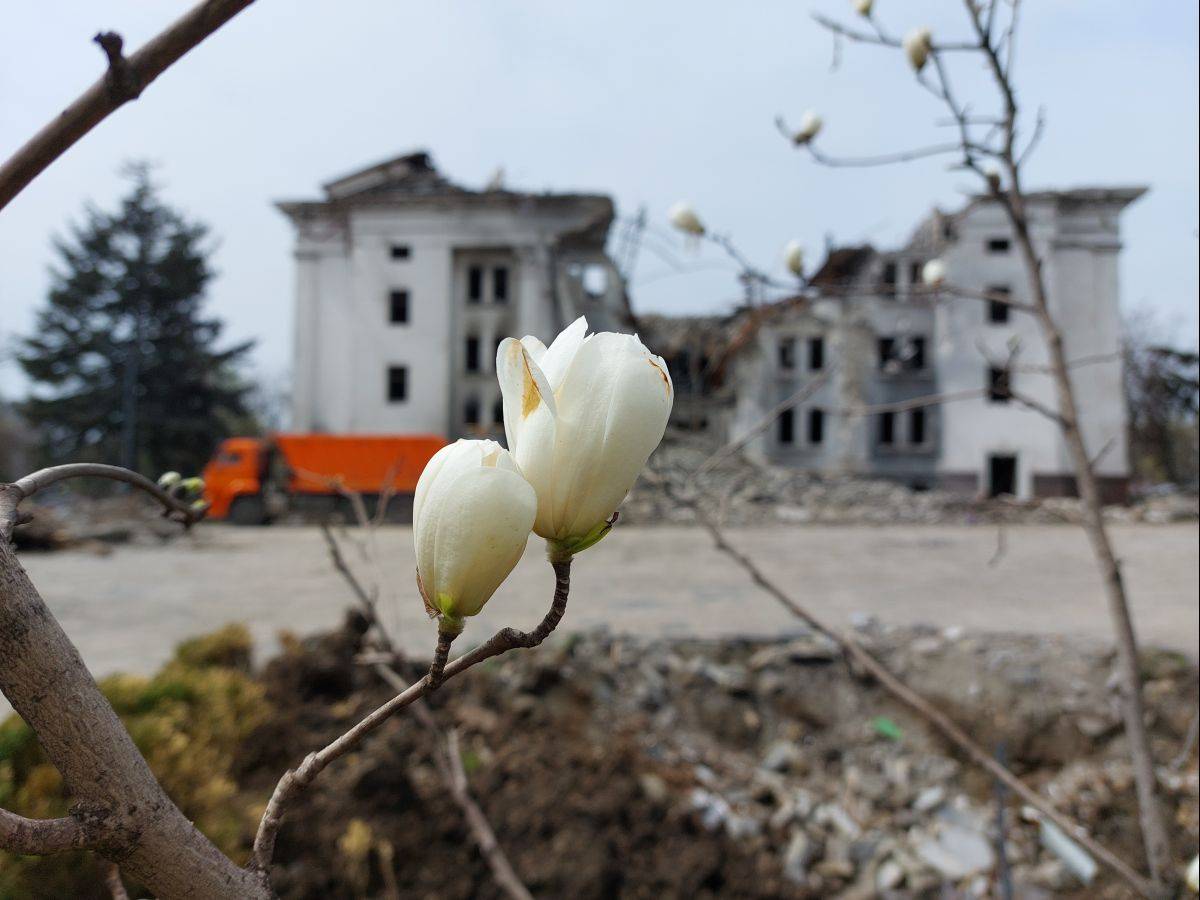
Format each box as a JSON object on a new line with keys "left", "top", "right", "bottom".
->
{"left": 14, "top": 522, "right": 1197, "bottom": 690}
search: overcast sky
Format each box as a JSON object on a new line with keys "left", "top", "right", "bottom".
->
{"left": 2, "top": 1, "right": 1197, "bottom": 397}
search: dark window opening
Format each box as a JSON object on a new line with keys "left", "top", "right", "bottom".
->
{"left": 387, "top": 366, "right": 407, "bottom": 403}
{"left": 988, "top": 454, "right": 1017, "bottom": 497}
{"left": 463, "top": 397, "right": 481, "bottom": 426}
{"left": 493, "top": 398, "right": 505, "bottom": 429}
{"left": 467, "top": 266, "right": 483, "bottom": 303}
{"left": 878, "top": 411, "right": 896, "bottom": 446}
{"left": 388, "top": 290, "right": 409, "bottom": 324}
{"left": 910, "top": 407, "right": 926, "bottom": 445}
{"left": 465, "top": 336, "right": 481, "bottom": 373}
{"left": 882, "top": 261, "right": 898, "bottom": 291}
{"left": 909, "top": 337, "right": 926, "bottom": 370}
{"left": 390, "top": 244, "right": 411, "bottom": 260}
{"left": 808, "top": 336, "right": 825, "bottom": 371}
{"left": 909, "top": 261, "right": 923, "bottom": 286}
{"left": 778, "top": 339, "right": 796, "bottom": 371}
{"left": 986, "top": 237, "right": 1011, "bottom": 254}
{"left": 808, "top": 408, "right": 825, "bottom": 444}
{"left": 988, "top": 366, "right": 1011, "bottom": 402}
{"left": 494, "top": 337, "right": 504, "bottom": 365}
{"left": 493, "top": 267, "right": 509, "bottom": 303}
{"left": 878, "top": 337, "right": 897, "bottom": 369}
{"left": 778, "top": 408, "right": 795, "bottom": 445}
{"left": 988, "top": 285, "right": 1011, "bottom": 323}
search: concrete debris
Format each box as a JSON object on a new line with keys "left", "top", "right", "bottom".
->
{"left": 628, "top": 436, "right": 1199, "bottom": 527}
{"left": 535, "top": 625, "right": 1198, "bottom": 897}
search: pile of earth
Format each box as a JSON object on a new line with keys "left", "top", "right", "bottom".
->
{"left": 623, "top": 437, "right": 1199, "bottom": 527}
{"left": 2, "top": 616, "right": 1196, "bottom": 898}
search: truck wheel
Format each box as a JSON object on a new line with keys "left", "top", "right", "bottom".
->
{"left": 228, "top": 495, "right": 267, "bottom": 526}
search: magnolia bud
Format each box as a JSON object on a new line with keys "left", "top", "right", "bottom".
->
{"left": 179, "top": 477, "right": 205, "bottom": 496}
{"left": 497, "top": 317, "right": 673, "bottom": 558}
{"left": 158, "top": 471, "right": 182, "bottom": 489}
{"left": 668, "top": 201, "right": 705, "bottom": 236}
{"left": 792, "top": 110, "right": 823, "bottom": 145}
{"left": 414, "top": 440, "right": 537, "bottom": 634}
{"left": 853, "top": 0, "right": 873, "bottom": 15}
{"left": 1186, "top": 854, "right": 1198, "bottom": 893}
{"left": 984, "top": 165, "right": 1002, "bottom": 192}
{"left": 783, "top": 240, "right": 805, "bottom": 277}
{"left": 903, "top": 27, "right": 933, "bottom": 72}
{"left": 922, "top": 258, "right": 947, "bottom": 287}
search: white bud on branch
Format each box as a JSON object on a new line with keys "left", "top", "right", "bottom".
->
{"left": 668, "top": 201, "right": 705, "bottom": 236}
{"left": 783, "top": 240, "right": 805, "bottom": 277}
{"left": 922, "top": 258, "right": 947, "bottom": 287}
{"left": 853, "top": 0, "right": 873, "bottom": 16}
{"left": 497, "top": 317, "right": 673, "bottom": 558}
{"left": 792, "top": 111, "right": 823, "bottom": 145}
{"left": 413, "top": 439, "right": 537, "bottom": 635}
{"left": 903, "top": 27, "right": 933, "bottom": 72}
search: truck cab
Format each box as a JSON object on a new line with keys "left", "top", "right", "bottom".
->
{"left": 202, "top": 437, "right": 270, "bottom": 523}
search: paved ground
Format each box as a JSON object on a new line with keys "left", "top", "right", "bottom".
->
{"left": 15, "top": 523, "right": 1199, "bottom": 689}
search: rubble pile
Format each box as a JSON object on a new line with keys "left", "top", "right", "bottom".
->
{"left": 16, "top": 496, "right": 189, "bottom": 552}
{"left": 625, "top": 437, "right": 1199, "bottom": 526}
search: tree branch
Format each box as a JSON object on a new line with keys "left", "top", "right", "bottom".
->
{"left": 0, "top": 808, "right": 96, "bottom": 855}
{"left": 250, "top": 559, "right": 573, "bottom": 876}
{"left": 0, "top": 0, "right": 257, "bottom": 212}
{"left": 1, "top": 463, "right": 204, "bottom": 543}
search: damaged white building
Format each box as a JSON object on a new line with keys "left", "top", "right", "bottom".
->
{"left": 278, "top": 151, "right": 631, "bottom": 438}
{"left": 676, "top": 187, "right": 1144, "bottom": 501}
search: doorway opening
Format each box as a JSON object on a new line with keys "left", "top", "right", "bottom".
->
{"left": 988, "top": 454, "right": 1017, "bottom": 497}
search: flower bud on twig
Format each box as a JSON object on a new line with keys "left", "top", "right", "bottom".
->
{"left": 853, "top": 0, "right": 873, "bottom": 16}
{"left": 668, "top": 201, "right": 705, "bottom": 236}
{"left": 157, "top": 471, "right": 182, "bottom": 489}
{"left": 922, "top": 258, "right": 947, "bottom": 287}
{"left": 414, "top": 440, "right": 537, "bottom": 635}
{"left": 791, "top": 111, "right": 823, "bottom": 145}
{"left": 783, "top": 240, "right": 805, "bottom": 277}
{"left": 903, "top": 27, "right": 933, "bottom": 72}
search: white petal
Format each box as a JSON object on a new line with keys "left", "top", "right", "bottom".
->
{"left": 538, "top": 315, "right": 588, "bottom": 389}
{"left": 496, "top": 337, "right": 556, "bottom": 452}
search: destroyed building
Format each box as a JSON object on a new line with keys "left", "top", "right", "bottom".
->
{"left": 658, "top": 187, "right": 1144, "bottom": 501}
{"left": 278, "top": 151, "right": 632, "bottom": 438}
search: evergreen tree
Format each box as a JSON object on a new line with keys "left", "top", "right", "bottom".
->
{"left": 18, "top": 164, "right": 254, "bottom": 476}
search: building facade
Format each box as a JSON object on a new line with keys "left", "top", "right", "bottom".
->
{"left": 278, "top": 151, "right": 631, "bottom": 439}
{"left": 716, "top": 187, "right": 1144, "bottom": 500}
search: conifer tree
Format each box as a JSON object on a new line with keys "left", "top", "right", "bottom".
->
{"left": 18, "top": 164, "right": 254, "bottom": 475}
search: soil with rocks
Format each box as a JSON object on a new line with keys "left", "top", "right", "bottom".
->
{"left": 625, "top": 438, "right": 1199, "bottom": 528}
{"left": 241, "top": 614, "right": 1198, "bottom": 899}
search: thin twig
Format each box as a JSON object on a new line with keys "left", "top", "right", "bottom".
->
{"left": 0, "top": 0, "right": 256, "bottom": 211}
{"left": 251, "top": 559, "right": 572, "bottom": 876}
{"left": 102, "top": 860, "right": 130, "bottom": 900}
{"left": 1, "top": 463, "right": 204, "bottom": 542}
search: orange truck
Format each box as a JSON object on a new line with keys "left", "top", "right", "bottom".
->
{"left": 201, "top": 434, "right": 446, "bottom": 524}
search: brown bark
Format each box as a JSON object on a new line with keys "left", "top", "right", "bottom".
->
{"left": 0, "top": 0, "right": 256, "bottom": 212}
{"left": 0, "top": 537, "right": 271, "bottom": 897}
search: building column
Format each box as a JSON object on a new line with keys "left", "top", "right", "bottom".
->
{"left": 291, "top": 249, "right": 321, "bottom": 431}
{"left": 515, "top": 243, "right": 556, "bottom": 343}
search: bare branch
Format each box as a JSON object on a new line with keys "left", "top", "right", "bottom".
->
{"left": 0, "top": 0, "right": 256, "bottom": 211}
{"left": 251, "top": 559, "right": 573, "bottom": 876}
{"left": 1, "top": 463, "right": 204, "bottom": 543}
{"left": 811, "top": 13, "right": 977, "bottom": 52}
{"left": 0, "top": 808, "right": 95, "bottom": 855}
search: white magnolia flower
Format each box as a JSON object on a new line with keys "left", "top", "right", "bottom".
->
{"left": 783, "top": 240, "right": 805, "bottom": 277}
{"left": 792, "top": 110, "right": 823, "bottom": 145}
{"left": 853, "top": 0, "right": 873, "bottom": 16}
{"left": 903, "top": 27, "right": 933, "bottom": 72}
{"left": 496, "top": 317, "right": 673, "bottom": 556}
{"left": 414, "top": 439, "right": 537, "bottom": 634}
{"left": 922, "top": 258, "right": 947, "bottom": 287}
{"left": 668, "top": 201, "right": 706, "bottom": 236}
